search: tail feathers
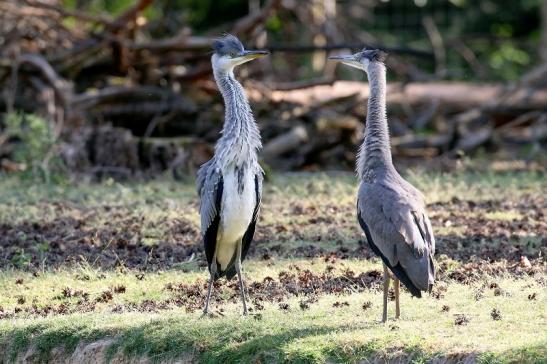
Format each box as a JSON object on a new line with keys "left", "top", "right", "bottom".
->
{"left": 225, "top": 266, "right": 237, "bottom": 280}
{"left": 389, "top": 261, "right": 422, "bottom": 298}
{"left": 358, "top": 214, "right": 423, "bottom": 298}
{"left": 366, "top": 235, "right": 422, "bottom": 298}
{"left": 209, "top": 253, "right": 238, "bottom": 281}
{"left": 426, "top": 253, "right": 435, "bottom": 294}
{"left": 212, "top": 267, "right": 237, "bottom": 281}
{"left": 210, "top": 267, "right": 236, "bottom": 281}
{"left": 428, "top": 253, "right": 435, "bottom": 286}
{"left": 209, "top": 262, "right": 222, "bottom": 281}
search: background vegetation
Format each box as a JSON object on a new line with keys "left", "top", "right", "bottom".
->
{"left": 1, "top": 0, "right": 546, "bottom": 180}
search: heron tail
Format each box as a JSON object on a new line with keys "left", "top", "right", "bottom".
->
{"left": 358, "top": 214, "right": 422, "bottom": 298}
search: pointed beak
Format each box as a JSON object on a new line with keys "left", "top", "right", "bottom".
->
{"left": 238, "top": 50, "right": 269, "bottom": 61}
{"left": 328, "top": 54, "right": 357, "bottom": 62}
{"left": 328, "top": 53, "right": 365, "bottom": 70}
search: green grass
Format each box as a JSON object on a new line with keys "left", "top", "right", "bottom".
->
{"left": 2, "top": 274, "right": 545, "bottom": 363}
{"left": 0, "top": 167, "right": 546, "bottom": 363}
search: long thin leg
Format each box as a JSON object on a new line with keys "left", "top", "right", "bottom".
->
{"left": 203, "top": 273, "right": 214, "bottom": 315}
{"left": 382, "top": 263, "right": 391, "bottom": 323}
{"left": 236, "top": 242, "right": 248, "bottom": 315}
{"left": 394, "top": 278, "right": 400, "bottom": 319}
{"left": 202, "top": 262, "right": 217, "bottom": 316}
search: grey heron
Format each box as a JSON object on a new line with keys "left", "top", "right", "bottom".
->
{"left": 196, "top": 34, "right": 268, "bottom": 315}
{"left": 329, "top": 49, "right": 435, "bottom": 322}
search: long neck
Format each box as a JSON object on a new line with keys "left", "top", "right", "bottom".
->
{"left": 357, "top": 62, "right": 393, "bottom": 178}
{"left": 213, "top": 69, "right": 261, "bottom": 167}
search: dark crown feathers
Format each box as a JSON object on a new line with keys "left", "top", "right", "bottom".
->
{"left": 362, "top": 49, "right": 388, "bottom": 63}
{"left": 212, "top": 34, "right": 244, "bottom": 55}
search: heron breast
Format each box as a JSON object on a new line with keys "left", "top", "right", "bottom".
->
{"left": 218, "top": 168, "right": 256, "bottom": 247}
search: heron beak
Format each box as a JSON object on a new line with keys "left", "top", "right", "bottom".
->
{"left": 238, "top": 50, "right": 269, "bottom": 61}
{"left": 230, "top": 50, "right": 269, "bottom": 67}
{"left": 328, "top": 54, "right": 356, "bottom": 61}
{"left": 328, "top": 53, "right": 365, "bottom": 70}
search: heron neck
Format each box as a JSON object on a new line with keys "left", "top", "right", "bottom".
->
{"left": 357, "top": 62, "right": 393, "bottom": 178}
{"left": 213, "top": 69, "right": 261, "bottom": 167}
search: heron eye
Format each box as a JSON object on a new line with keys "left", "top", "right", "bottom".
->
{"left": 230, "top": 52, "right": 238, "bottom": 58}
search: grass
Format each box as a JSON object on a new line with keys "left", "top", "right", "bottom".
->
{"left": 2, "top": 274, "right": 545, "bottom": 363}
{"left": 0, "top": 167, "right": 546, "bottom": 363}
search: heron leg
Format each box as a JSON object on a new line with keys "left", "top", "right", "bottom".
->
{"left": 394, "top": 278, "right": 400, "bottom": 319}
{"left": 235, "top": 241, "right": 248, "bottom": 315}
{"left": 203, "top": 263, "right": 216, "bottom": 316}
{"left": 382, "top": 263, "right": 391, "bottom": 323}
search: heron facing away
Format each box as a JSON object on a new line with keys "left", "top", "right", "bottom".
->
{"left": 196, "top": 35, "right": 268, "bottom": 315}
{"left": 329, "top": 50, "right": 435, "bottom": 322}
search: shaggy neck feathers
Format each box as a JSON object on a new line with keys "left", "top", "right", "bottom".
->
{"left": 213, "top": 69, "right": 261, "bottom": 168}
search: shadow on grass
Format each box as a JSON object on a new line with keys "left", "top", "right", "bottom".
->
{"left": 3, "top": 320, "right": 118, "bottom": 363}
{"left": 106, "top": 318, "right": 366, "bottom": 363}
{"left": 3, "top": 314, "right": 546, "bottom": 363}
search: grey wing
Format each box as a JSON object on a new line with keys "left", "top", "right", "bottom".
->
{"left": 241, "top": 168, "right": 263, "bottom": 260}
{"left": 358, "top": 182, "right": 435, "bottom": 293}
{"left": 395, "top": 179, "right": 436, "bottom": 255}
{"left": 197, "top": 161, "right": 224, "bottom": 272}
{"left": 196, "top": 159, "right": 213, "bottom": 196}
{"left": 412, "top": 209, "right": 435, "bottom": 256}
{"left": 197, "top": 160, "right": 222, "bottom": 233}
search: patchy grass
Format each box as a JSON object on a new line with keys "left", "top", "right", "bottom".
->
{"left": 1, "top": 274, "right": 545, "bottom": 363}
{"left": 0, "top": 168, "right": 546, "bottom": 363}
{"left": 484, "top": 210, "right": 524, "bottom": 221}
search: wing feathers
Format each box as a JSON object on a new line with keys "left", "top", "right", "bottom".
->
{"left": 197, "top": 161, "right": 223, "bottom": 274}
{"left": 241, "top": 171, "right": 262, "bottom": 260}
{"left": 358, "top": 181, "right": 435, "bottom": 293}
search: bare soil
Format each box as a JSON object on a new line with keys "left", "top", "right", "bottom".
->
{"left": 1, "top": 191, "right": 544, "bottom": 320}
{"left": 1, "top": 194, "right": 544, "bottom": 271}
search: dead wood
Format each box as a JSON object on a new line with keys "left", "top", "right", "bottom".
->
{"left": 17, "top": 54, "right": 73, "bottom": 106}
{"left": 0, "top": 0, "right": 545, "bottom": 176}
{"left": 232, "top": 0, "right": 282, "bottom": 35}
{"left": 22, "top": 0, "right": 116, "bottom": 28}
{"left": 267, "top": 81, "right": 547, "bottom": 114}
{"left": 263, "top": 126, "right": 309, "bottom": 159}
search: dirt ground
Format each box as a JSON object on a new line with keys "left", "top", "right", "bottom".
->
{"left": 1, "top": 169, "right": 545, "bottom": 320}
{"left": 1, "top": 183, "right": 545, "bottom": 271}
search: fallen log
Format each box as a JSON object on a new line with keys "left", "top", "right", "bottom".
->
{"left": 454, "top": 125, "right": 493, "bottom": 152}
{"left": 392, "top": 132, "right": 454, "bottom": 150}
{"left": 263, "top": 126, "right": 309, "bottom": 159}
{"left": 263, "top": 81, "right": 547, "bottom": 115}
{"left": 71, "top": 85, "right": 196, "bottom": 113}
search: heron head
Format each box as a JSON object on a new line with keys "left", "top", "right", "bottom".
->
{"left": 212, "top": 34, "right": 269, "bottom": 73}
{"left": 328, "top": 48, "right": 387, "bottom": 73}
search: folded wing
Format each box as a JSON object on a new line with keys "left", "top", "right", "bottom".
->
{"left": 358, "top": 182, "right": 435, "bottom": 296}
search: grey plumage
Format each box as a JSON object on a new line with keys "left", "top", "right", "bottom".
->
{"left": 212, "top": 34, "right": 244, "bottom": 56}
{"left": 329, "top": 49, "right": 435, "bottom": 322}
{"left": 197, "top": 35, "right": 267, "bottom": 315}
{"left": 357, "top": 174, "right": 435, "bottom": 294}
